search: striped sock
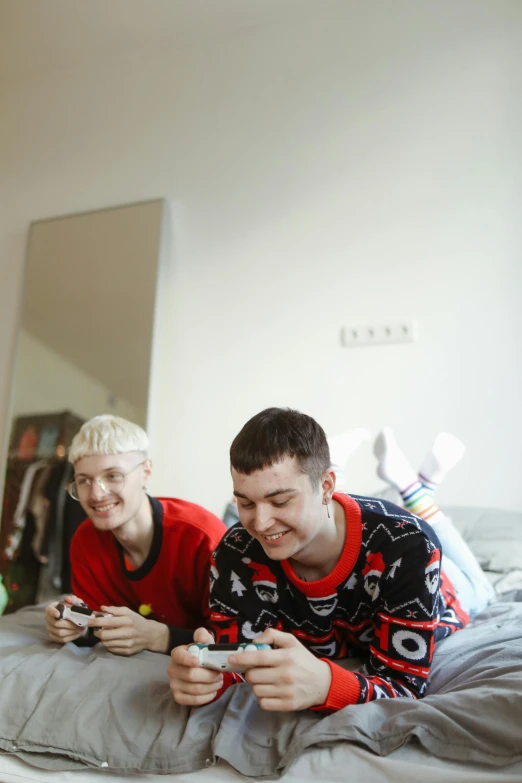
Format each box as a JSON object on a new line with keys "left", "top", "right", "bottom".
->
{"left": 418, "top": 473, "right": 438, "bottom": 495}
{"left": 374, "top": 428, "right": 445, "bottom": 525}
{"left": 401, "top": 481, "right": 445, "bottom": 525}
{"left": 418, "top": 433, "right": 465, "bottom": 493}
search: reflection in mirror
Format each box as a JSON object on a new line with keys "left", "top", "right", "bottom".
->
{"left": 0, "top": 199, "right": 166, "bottom": 614}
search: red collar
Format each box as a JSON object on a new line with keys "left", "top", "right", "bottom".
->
{"left": 281, "top": 493, "right": 362, "bottom": 597}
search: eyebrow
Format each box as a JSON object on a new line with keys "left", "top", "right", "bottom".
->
{"left": 74, "top": 466, "right": 123, "bottom": 477}
{"left": 233, "top": 488, "right": 296, "bottom": 500}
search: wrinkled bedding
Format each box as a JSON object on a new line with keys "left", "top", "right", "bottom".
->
{"left": 0, "top": 600, "right": 521, "bottom": 778}
{"left": 1, "top": 504, "right": 521, "bottom": 780}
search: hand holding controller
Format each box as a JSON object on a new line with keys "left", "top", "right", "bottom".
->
{"left": 55, "top": 602, "right": 111, "bottom": 628}
{"left": 187, "top": 642, "right": 273, "bottom": 673}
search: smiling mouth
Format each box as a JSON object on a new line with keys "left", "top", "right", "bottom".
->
{"left": 262, "top": 531, "right": 289, "bottom": 542}
{"left": 91, "top": 502, "right": 119, "bottom": 513}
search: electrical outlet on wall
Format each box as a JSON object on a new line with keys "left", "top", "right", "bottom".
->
{"left": 341, "top": 321, "right": 418, "bottom": 348}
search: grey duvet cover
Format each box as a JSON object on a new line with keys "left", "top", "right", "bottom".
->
{"left": 0, "top": 600, "right": 521, "bottom": 778}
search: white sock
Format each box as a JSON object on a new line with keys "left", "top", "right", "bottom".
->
{"left": 328, "top": 428, "right": 371, "bottom": 491}
{"left": 373, "top": 427, "right": 417, "bottom": 493}
{"left": 418, "top": 432, "right": 465, "bottom": 489}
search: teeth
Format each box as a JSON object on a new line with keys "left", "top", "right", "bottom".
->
{"left": 263, "top": 531, "right": 287, "bottom": 541}
{"left": 94, "top": 503, "right": 117, "bottom": 512}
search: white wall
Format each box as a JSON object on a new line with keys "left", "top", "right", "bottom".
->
{"left": 1, "top": 0, "right": 521, "bottom": 517}
{"left": 11, "top": 330, "right": 144, "bottom": 425}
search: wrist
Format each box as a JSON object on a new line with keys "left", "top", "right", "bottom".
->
{"left": 148, "top": 621, "right": 170, "bottom": 654}
{"left": 311, "top": 660, "right": 333, "bottom": 707}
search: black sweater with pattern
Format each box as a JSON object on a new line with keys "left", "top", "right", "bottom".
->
{"left": 209, "top": 493, "right": 469, "bottom": 711}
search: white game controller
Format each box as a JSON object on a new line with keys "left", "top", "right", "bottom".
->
{"left": 187, "top": 642, "right": 272, "bottom": 673}
{"left": 56, "top": 602, "right": 111, "bottom": 628}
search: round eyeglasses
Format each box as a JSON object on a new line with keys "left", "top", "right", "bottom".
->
{"left": 67, "top": 460, "right": 145, "bottom": 501}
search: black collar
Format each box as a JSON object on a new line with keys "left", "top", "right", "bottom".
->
{"left": 115, "top": 496, "right": 163, "bottom": 581}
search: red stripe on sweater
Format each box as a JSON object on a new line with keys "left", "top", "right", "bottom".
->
{"left": 370, "top": 646, "right": 430, "bottom": 678}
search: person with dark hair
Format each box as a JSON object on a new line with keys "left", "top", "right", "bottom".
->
{"left": 168, "top": 408, "right": 488, "bottom": 713}
{"left": 230, "top": 407, "right": 331, "bottom": 486}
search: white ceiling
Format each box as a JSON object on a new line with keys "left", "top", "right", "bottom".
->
{"left": 0, "top": 0, "right": 325, "bottom": 84}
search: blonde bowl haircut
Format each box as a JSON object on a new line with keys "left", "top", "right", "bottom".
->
{"left": 68, "top": 415, "right": 149, "bottom": 465}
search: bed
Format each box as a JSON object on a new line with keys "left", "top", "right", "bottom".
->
{"left": 1, "top": 505, "right": 521, "bottom": 783}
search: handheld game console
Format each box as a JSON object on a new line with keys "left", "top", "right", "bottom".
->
{"left": 56, "top": 602, "right": 111, "bottom": 628}
{"left": 187, "top": 642, "right": 272, "bottom": 673}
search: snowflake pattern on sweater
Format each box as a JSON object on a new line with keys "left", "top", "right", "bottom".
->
{"left": 209, "top": 493, "right": 469, "bottom": 710}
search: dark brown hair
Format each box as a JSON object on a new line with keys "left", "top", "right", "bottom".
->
{"left": 230, "top": 407, "right": 330, "bottom": 489}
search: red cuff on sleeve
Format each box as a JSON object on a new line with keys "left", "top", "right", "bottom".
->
{"left": 310, "top": 659, "right": 361, "bottom": 713}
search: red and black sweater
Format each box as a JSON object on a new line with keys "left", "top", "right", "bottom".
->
{"left": 209, "top": 493, "right": 469, "bottom": 711}
{"left": 70, "top": 496, "right": 226, "bottom": 651}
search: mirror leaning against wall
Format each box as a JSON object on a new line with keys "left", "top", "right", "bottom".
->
{"left": 0, "top": 199, "right": 167, "bottom": 615}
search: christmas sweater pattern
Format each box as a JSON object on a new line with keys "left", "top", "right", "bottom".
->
{"left": 209, "top": 493, "right": 469, "bottom": 711}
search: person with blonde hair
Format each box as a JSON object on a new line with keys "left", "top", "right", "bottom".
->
{"left": 45, "top": 415, "right": 226, "bottom": 656}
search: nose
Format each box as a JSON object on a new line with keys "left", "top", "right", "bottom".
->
{"left": 89, "top": 479, "right": 107, "bottom": 501}
{"left": 252, "top": 505, "right": 274, "bottom": 534}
